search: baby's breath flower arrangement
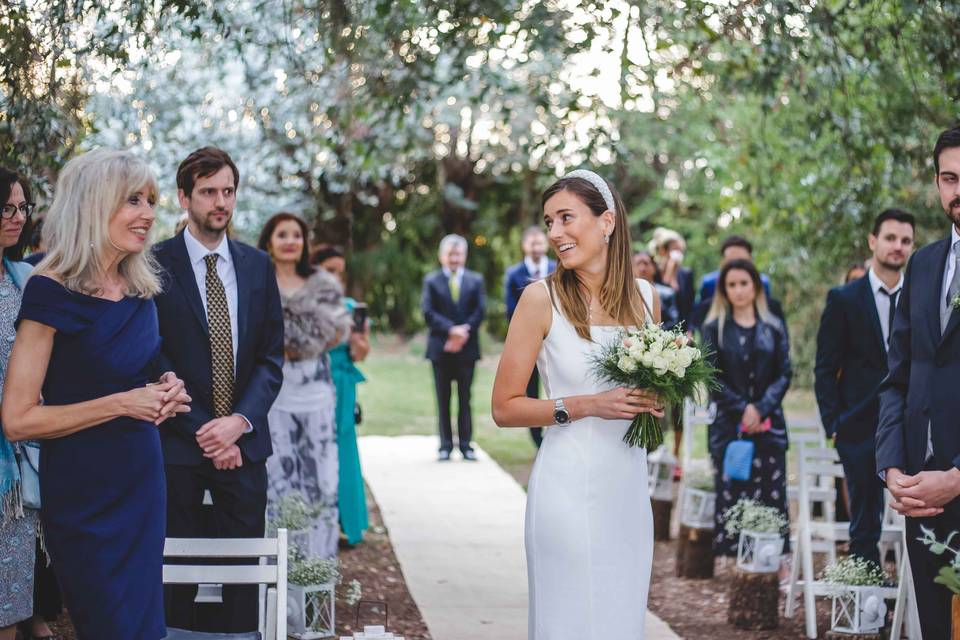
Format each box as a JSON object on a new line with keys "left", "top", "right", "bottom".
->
{"left": 592, "top": 324, "right": 718, "bottom": 449}
{"left": 269, "top": 493, "right": 320, "bottom": 532}
{"left": 345, "top": 579, "right": 363, "bottom": 606}
{"left": 288, "top": 556, "right": 341, "bottom": 587}
{"left": 821, "top": 555, "right": 889, "bottom": 587}
{"left": 722, "top": 498, "right": 787, "bottom": 537}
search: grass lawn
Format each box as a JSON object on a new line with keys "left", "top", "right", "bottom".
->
{"left": 358, "top": 334, "right": 540, "bottom": 485}
{"left": 357, "top": 334, "right": 820, "bottom": 487}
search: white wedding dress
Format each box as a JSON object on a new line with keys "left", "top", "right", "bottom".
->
{"left": 526, "top": 279, "right": 654, "bottom": 639}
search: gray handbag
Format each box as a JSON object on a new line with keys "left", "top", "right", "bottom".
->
{"left": 15, "top": 441, "right": 40, "bottom": 509}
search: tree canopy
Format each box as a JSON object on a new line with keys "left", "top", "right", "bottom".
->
{"left": 3, "top": 0, "right": 958, "bottom": 381}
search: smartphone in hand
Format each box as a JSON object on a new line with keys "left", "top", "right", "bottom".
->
{"left": 352, "top": 302, "right": 368, "bottom": 333}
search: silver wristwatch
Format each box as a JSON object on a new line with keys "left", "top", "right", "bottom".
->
{"left": 553, "top": 398, "right": 570, "bottom": 425}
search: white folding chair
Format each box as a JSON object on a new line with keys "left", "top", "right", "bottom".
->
{"left": 163, "top": 530, "right": 288, "bottom": 640}
{"left": 889, "top": 517, "right": 922, "bottom": 640}
{"left": 784, "top": 450, "right": 902, "bottom": 638}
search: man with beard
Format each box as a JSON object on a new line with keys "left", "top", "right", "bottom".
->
{"left": 815, "top": 208, "right": 915, "bottom": 566}
{"left": 877, "top": 124, "right": 960, "bottom": 638}
{"left": 153, "top": 147, "right": 283, "bottom": 632}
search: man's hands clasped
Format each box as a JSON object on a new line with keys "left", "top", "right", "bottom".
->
{"left": 197, "top": 415, "right": 249, "bottom": 471}
{"left": 886, "top": 466, "right": 960, "bottom": 517}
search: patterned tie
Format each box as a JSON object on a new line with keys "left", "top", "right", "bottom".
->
{"left": 449, "top": 272, "right": 460, "bottom": 303}
{"left": 204, "top": 254, "right": 234, "bottom": 417}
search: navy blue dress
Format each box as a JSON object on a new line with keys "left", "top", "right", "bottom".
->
{"left": 18, "top": 275, "right": 166, "bottom": 640}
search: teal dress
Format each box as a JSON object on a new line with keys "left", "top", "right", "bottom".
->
{"left": 331, "top": 298, "right": 368, "bottom": 544}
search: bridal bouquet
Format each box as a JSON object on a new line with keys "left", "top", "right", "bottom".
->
{"left": 592, "top": 324, "right": 718, "bottom": 450}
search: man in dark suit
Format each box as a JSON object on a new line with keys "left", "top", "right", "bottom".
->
{"left": 815, "top": 209, "right": 915, "bottom": 565}
{"left": 422, "top": 234, "right": 486, "bottom": 461}
{"left": 504, "top": 226, "right": 555, "bottom": 448}
{"left": 877, "top": 125, "right": 960, "bottom": 639}
{"left": 154, "top": 147, "right": 283, "bottom": 632}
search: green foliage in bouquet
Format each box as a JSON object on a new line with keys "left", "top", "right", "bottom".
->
{"left": 722, "top": 498, "right": 787, "bottom": 536}
{"left": 821, "top": 555, "right": 889, "bottom": 587}
{"left": 592, "top": 324, "right": 719, "bottom": 450}
{"left": 919, "top": 526, "right": 960, "bottom": 595}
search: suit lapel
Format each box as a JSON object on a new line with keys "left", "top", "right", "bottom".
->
{"left": 170, "top": 233, "right": 209, "bottom": 333}
{"left": 856, "top": 276, "right": 886, "bottom": 356}
{"left": 929, "top": 239, "right": 952, "bottom": 347}
{"left": 229, "top": 239, "right": 250, "bottom": 355}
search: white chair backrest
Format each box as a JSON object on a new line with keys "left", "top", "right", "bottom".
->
{"left": 163, "top": 530, "right": 287, "bottom": 640}
{"left": 787, "top": 416, "right": 827, "bottom": 448}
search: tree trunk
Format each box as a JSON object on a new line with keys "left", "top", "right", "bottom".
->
{"left": 728, "top": 569, "right": 779, "bottom": 630}
{"left": 651, "top": 498, "right": 672, "bottom": 541}
{"left": 676, "top": 524, "right": 714, "bottom": 579}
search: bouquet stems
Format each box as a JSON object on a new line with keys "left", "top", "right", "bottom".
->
{"left": 624, "top": 412, "right": 664, "bottom": 450}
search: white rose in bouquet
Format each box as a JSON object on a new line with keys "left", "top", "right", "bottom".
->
{"left": 617, "top": 355, "right": 638, "bottom": 373}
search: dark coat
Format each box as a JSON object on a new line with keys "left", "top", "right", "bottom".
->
{"left": 674, "top": 267, "right": 696, "bottom": 329}
{"left": 152, "top": 232, "right": 284, "bottom": 465}
{"left": 504, "top": 259, "right": 556, "bottom": 319}
{"left": 877, "top": 238, "right": 960, "bottom": 496}
{"left": 702, "top": 315, "right": 792, "bottom": 458}
{"left": 421, "top": 269, "right": 486, "bottom": 362}
{"left": 815, "top": 275, "right": 890, "bottom": 442}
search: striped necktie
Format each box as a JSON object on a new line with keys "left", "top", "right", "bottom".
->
{"left": 204, "top": 254, "right": 234, "bottom": 417}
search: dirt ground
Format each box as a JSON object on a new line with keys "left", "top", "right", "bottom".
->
{"left": 648, "top": 539, "right": 834, "bottom": 639}
{"left": 47, "top": 485, "right": 430, "bottom": 640}
{"left": 334, "top": 487, "right": 431, "bottom": 639}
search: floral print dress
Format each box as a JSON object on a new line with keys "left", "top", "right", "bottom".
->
{"left": 0, "top": 271, "right": 37, "bottom": 627}
{"left": 265, "top": 270, "right": 352, "bottom": 559}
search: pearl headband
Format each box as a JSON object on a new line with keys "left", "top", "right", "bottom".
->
{"left": 563, "top": 169, "right": 615, "bottom": 212}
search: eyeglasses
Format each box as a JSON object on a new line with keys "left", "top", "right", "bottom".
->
{"left": 1, "top": 203, "right": 35, "bottom": 219}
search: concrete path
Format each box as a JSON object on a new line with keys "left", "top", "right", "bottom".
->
{"left": 359, "top": 435, "right": 681, "bottom": 640}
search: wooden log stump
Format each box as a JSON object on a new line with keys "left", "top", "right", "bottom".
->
{"left": 824, "top": 632, "right": 881, "bottom": 640}
{"left": 954, "top": 594, "right": 960, "bottom": 640}
{"left": 676, "top": 524, "right": 714, "bottom": 579}
{"left": 652, "top": 498, "right": 672, "bottom": 541}
{"left": 727, "top": 569, "right": 778, "bottom": 630}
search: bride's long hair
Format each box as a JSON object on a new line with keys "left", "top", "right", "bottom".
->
{"left": 541, "top": 175, "right": 648, "bottom": 341}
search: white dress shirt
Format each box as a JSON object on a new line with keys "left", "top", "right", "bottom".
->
{"left": 183, "top": 227, "right": 239, "bottom": 363}
{"left": 942, "top": 224, "right": 960, "bottom": 306}
{"left": 867, "top": 267, "right": 903, "bottom": 348}
{"left": 524, "top": 256, "right": 549, "bottom": 280}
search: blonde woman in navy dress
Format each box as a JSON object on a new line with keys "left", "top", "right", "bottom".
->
{"left": 1, "top": 149, "right": 191, "bottom": 640}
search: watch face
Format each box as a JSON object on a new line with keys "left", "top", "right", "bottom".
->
{"left": 554, "top": 409, "right": 569, "bottom": 424}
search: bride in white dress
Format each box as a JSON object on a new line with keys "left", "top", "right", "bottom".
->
{"left": 492, "top": 170, "right": 662, "bottom": 639}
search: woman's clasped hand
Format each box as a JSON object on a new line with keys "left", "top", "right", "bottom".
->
{"left": 121, "top": 372, "right": 191, "bottom": 424}
{"left": 590, "top": 387, "right": 664, "bottom": 421}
